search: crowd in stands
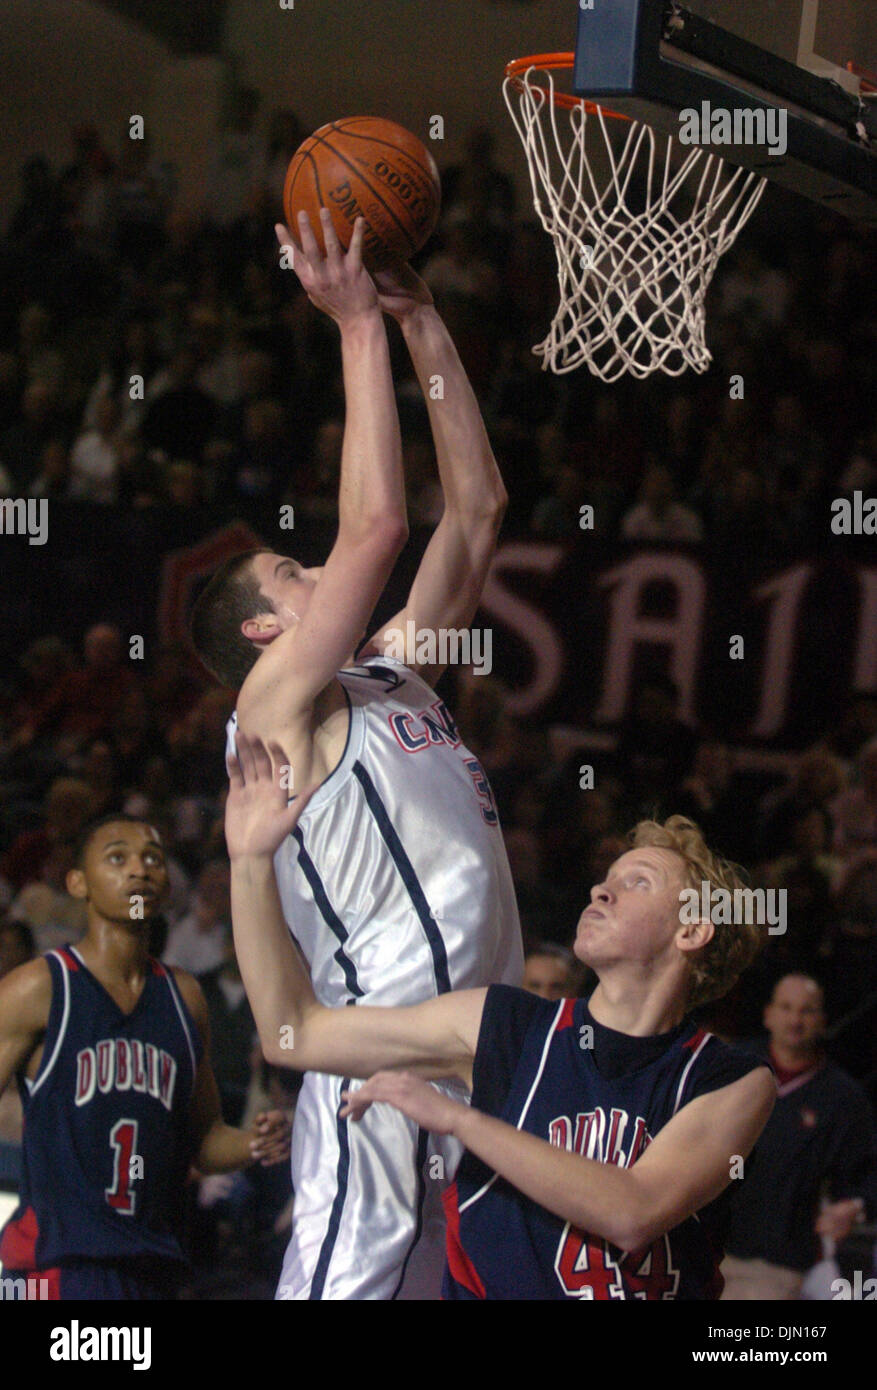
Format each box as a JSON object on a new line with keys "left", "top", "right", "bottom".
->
{"left": 0, "top": 93, "right": 874, "bottom": 1296}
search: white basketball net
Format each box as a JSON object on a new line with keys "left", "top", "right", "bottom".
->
{"left": 503, "top": 64, "right": 768, "bottom": 381}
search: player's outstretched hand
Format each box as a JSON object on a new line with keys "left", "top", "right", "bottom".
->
{"left": 340, "top": 1071, "right": 465, "bottom": 1134}
{"left": 275, "top": 212, "right": 379, "bottom": 325}
{"left": 249, "top": 1108, "right": 292, "bottom": 1166}
{"left": 372, "top": 259, "right": 434, "bottom": 323}
{"left": 225, "top": 730, "right": 317, "bottom": 860}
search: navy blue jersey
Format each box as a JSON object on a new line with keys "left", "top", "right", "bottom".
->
{"left": 0, "top": 947, "right": 203, "bottom": 1272}
{"left": 443, "top": 986, "right": 768, "bottom": 1300}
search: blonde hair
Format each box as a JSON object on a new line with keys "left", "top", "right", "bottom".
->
{"left": 630, "top": 814, "right": 765, "bottom": 1010}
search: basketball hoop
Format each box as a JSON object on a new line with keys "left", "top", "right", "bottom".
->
{"left": 503, "top": 54, "right": 768, "bottom": 381}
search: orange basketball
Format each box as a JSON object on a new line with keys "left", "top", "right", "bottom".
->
{"left": 283, "top": 117, "right": 441, "bottom": 271}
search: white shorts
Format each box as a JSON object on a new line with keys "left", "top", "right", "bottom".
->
{"left": 277, "top": 1071, "right": 464, "bottom": 1300}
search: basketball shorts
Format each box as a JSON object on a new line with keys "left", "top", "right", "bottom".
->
{"left": 277, "top": 1071, "right": 464, "bottom": 1300}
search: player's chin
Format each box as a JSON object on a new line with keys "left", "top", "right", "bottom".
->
{"left": 120, "top": 895, "right": 164, "bottom": 922}
{"left": 571, "top": 930, "right": 592, "bottom": 966}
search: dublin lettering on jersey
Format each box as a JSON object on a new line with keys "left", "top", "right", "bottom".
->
{"left": 388, "top": 698, "right": 461, "bottom": 753}
{"left": 548, "top": 1107, "right": 652, "bottom": 1167}
{"left": 74, "top": 1040, "right": 177, "bottom": 1111}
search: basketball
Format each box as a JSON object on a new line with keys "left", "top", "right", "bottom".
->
{"left": 283, "top": 117, "right": 441, "bottom": 271}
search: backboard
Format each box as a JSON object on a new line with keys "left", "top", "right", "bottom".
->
{"left": 683, "top": 0, "right": 876, "bottom": 95}
{"left": 572, "top": 0, "right": 877, "bottom": 222}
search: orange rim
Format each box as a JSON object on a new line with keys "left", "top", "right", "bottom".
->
{"left": 505, "top": 53, "right": 632, "bottom": 121}
{"left": 847, "top": 60, "right": 877, "bottom": 93}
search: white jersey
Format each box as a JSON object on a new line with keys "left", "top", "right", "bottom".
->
{"left": 226, "top": 655, "right": 523, "bottom": 1299}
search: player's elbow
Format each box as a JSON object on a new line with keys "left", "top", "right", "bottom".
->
{"left": 381, "top": 516, "right": 410, "bottom": 554}
{"left": 605, "top": 1178, "right": 665, "bottom": 1253}
{"left": 451, "top": 484, "right": 508, "bottom": 527}
{"left": 260, "top": 1003, "right": 324, "bottom": 1069}
{"left": 341, "top": 514, "right": 409, "bottom": 558}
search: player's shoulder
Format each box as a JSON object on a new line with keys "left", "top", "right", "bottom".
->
{"left": 480, "top": 983, "right": 559, "bottom": 1046}
{"left": 347, "top": 649, "right": 427, "bottom": 688}
{"left": 471, "top": 985, "right": 561, "bottom": 1116}
{"left": 683, "top": 1027, "right": 774, "bottom": 1103}
{"left": 164, "top": 964, "right": 208, "bottom": 1028}
{"left": 0, "top": 954, "right": 53, "bottom": 1028}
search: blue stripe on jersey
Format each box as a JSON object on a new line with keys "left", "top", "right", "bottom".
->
{"left": 309, "top": 1076, "right": 352, "bottom": 1300}
{"left": 390, "top": 1127, "right": 429, "bottom": 1300}
{"left": 352, "top": 761, "right": 452, "bottom": 995}
{"left": 292, "top": 829, "right": 364, "bottom": 1000}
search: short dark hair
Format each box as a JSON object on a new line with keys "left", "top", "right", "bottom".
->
{"left": 73, "top": 814, "right": 162, "bottom": 869}
{"left": 524, "top": 941, "right": 578, "bottom": 968}
{"left": 189, "top": 549, "right": 276, "bottom": 689}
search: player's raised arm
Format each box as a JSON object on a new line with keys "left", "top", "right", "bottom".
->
{"left": 226, "top": 731, "right": 484, "bottom": 1084}
{"left": 345, "top": 1062, "right": 775, "bottom": 1253}
{"left": 241, "top": 213, "right": 409, "bottom": 721}
{"left": 362, "top": 267, "right": 507, "bottom": 685}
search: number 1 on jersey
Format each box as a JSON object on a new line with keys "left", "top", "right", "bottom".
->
{"left": 106, "top": 1118, "right": 141, "bottom": 1215}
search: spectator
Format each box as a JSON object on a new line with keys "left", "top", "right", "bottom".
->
{"left": 422, "top": 214, "right": 502, "bottom": 318}
{"left": 18, "top": 302, "right": 67, "bottom": 396}
{"left": 757, "top": 747, "right": 846, "bottom": 863}
{"left": 721, "top": 975, "right": 875, "bottom": 1300}
{"left": 830, "top": 737, "right": 877, "bottom": 860}
{"left": 7, "top": 156, "right": 61, "bottom": 250}
{"left": 615, "top": 675, "right": 699, "bottom": 816}
{"left": 620, "top": 462, "right": 704, "bottom": 542}
{"left": 206, "top": 86, "right": 261, "bottom": 229}
{"left": 7, "top": 842, "right": 87, "bottom": 954}
{"left": 68, "top": 394, "right": 122, "bottom": 502}
{"left": 254, "top": 109, "right": 305, "bottom": 213}
{"left": 0, "top": 777, "right": 92, "bottom": 894}
{"left": 0, "top": 379, "right": 62, "bottom": 492}
{"left": 761, "top": 808, "right": 840, "bottom": 969}
{"left": 4, "top": 635, "right": 76, "bottom": 750}
{"left": 163, "top": 859, "right": 231, "bottom": 976}
{"left": 504, "top": 827, "right": 578, "bottom": 946}
{"left": 142, "top": 646, "right": 203, "bottom": 735}
{"left": 522, "top": 942, "right": 585, "bottom": 1000}
{"left": 81, "top": 315, "right": 162, "bottom": 436}
{"left": 825, "top": 852, "right": 877, "bottom": 1023}
{"left": 27, "top": 436, "right": 70, "bottom": 497}
{"left": 65, "top": 124, "right": 114, "bottom": 260}
{"left": 442, "top": 126, "right": 516, "bottom": 242}
{"left": 676, "top": 741, "right": 753, "bottom": 863}
{"left": 531, "top": 464, "right": 585, "bottom": 540}
{"left": 109, "top": 129, "right": 169, "bottom": 267}
{"left": 166, "top": 687, "right": 236, "bottom": 801}
{"left": 32, "top": 623, "right": 141, "bottom": 751}
{"left": 140, "top": 342, "right": 218, "bottom": 463}
{"left": 225, "top": 398, "right": 293, "bottom": 503}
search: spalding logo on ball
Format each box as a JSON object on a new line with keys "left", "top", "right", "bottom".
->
{"left": 283, "top": 117, "right": 442, "bottom": 270}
